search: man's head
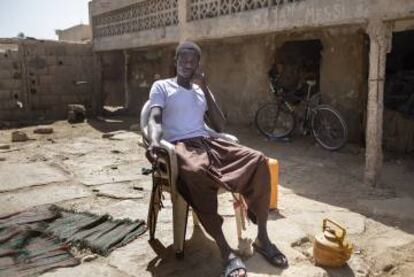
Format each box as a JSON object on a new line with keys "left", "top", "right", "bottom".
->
{"left": 175, "top": 41, "right": 201, "bottom": 80}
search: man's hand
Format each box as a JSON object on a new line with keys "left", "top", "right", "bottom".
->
{"left": 192, "top": 67, "right": 208, "bottom": 89}
{"left": 191, "top": 68, "right": 226, "bottom": 132}
{"left": 146, "top": 141, "right": 162, "bottom": 163}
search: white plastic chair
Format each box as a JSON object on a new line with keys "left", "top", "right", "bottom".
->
{"left": 140, "top": 100, "right": 246, "bottom": 258}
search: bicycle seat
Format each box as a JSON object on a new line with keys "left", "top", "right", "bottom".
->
{"left": 306, "top": 80, "right": 317, "bottom": 86}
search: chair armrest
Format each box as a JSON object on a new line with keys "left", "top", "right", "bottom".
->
{"left": 211, "top": 132, "right": 239, "bottom": 144}
{"left": 205, "top": 125, "right": 239, "bottom": 144}
{"left": 159, "top": 139, "right": 175, "bottom": 153}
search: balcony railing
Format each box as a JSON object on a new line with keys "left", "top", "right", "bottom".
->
{"left": 91, "top": 0, "right": 305, "bottom": 39}
{"left": 189, "top": 0, "right": 302, "bottom": 21}
{"left": 92, "top": 0, "right": 178, "bottom": 38}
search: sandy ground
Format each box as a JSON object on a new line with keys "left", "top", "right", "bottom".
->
{"left": 0, "top": 117, "right": 413, "bottom": 277}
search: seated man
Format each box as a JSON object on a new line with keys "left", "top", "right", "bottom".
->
{"left": 146, "top": 41, "right": 288, "bottom": 277}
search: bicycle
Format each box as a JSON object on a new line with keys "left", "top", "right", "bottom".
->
{"left": 254, "top": 75, "right": 348, "bottom": 151}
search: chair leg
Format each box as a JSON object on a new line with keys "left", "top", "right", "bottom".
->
{"left": 147, "top": 183, "right": 161, "bottom": 241}
{"left": 233, "top": 193, "right": 246, "bottom": 240}
{"left": 172, "top": 193, "right": 189, "bottom": 258}
{"left": 192, "top": 210, "right": 200, "bottom": 226}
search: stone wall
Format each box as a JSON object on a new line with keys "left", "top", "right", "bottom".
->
{"left": 127, "top": 47, "right": 176, "bottom": 115}
{"left": 56, "top": 24, "right": 91, "bottom": 42}
{"left": 0, "top": 42, "right": 25, "bottom": 119}
{"left": 100, "top": 51, "right": 125, "bottom": 107}
{"left": 199, "top": 37, "right": 275, "bottom": 125}
{"left": 89, "top": 0, "right": 142, "bottom": 16}
{"left": 320, "top": 28, "right": 368, "bottom": 142}
{"left": 98, "top": 46, "right": 176, "bottom": 115}
{"left": 0, "top": 39, "right": 100, "bottom": 121}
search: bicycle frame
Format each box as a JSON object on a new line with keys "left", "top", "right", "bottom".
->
{"left": 261, "top": 76, "right": 347, "bottom": 150}
{"left": 269, "top": 78, "right": 318, "bottom": 135}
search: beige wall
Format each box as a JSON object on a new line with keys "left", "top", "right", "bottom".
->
{"left": 199, "top": 37, "right": 274, "bottom": 125}
{"left": 90, "top": 0, "right": 414, "bottom": 51}
{"left": 0, "top": 39, "right": 100, "bottom": 121}
{"left": 199, "top": 30, "right": 367, "bottom": 142}
{"left": 320, "top": 28, "right": 368, "bottom": 142}
{"left": 89, "top": 0, "right": 144, "bottom": 16}
{"left": 127, "top": 47, "right": 175, "bottom": 115}
{"left": 0, "top": 42, "right": 25, "bottom": 119}
{"left": 100, "top": 51, "right": 125, "bottom": 107}
{"left": 56, "top": 25, "right": 91, "bottom": 42}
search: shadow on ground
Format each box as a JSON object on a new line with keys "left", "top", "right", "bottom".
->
{"left": 230, "top": 124, "right": 414, "bottom": 236}
{"left": 87, "top": 116, "right": 139, "bottom": 134}
{"left": 146, "top": 225, "right": 292, "bottom": 276}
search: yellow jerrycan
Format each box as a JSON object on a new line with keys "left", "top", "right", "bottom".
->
{"left": 313, "top": 219, "right": 353, "bottom": 267}
{"left": 267, "top": 158, "right": 279, "bottom": 210}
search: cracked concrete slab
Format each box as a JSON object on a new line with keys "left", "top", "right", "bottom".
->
{"left": 108, "top": 229, "right": 222, "bottom": 277}
{"left": 0, "top": 162, "right": 69, "bottom": 192}
{"left": 73, "top": 160, "right": 148, "bottom": 186}
{"left": 107, "top": 239, "right": 158, "bottom": 277}
{"left": 0, "top": 183, "right": 91, "bottom": 214}
{"left": 369, "top": 227, "right": 414, "bottom": 249}
{"left": 90, "top": 199, "right": 148, "bottom": 221}
{"left": 280, "top": 194, "right": 349, "bottom": 213}
{"left": 248, "top": 262, "right": 328, "bottom": 277}
{"left": 358, "top": 197, "right": 414, "bottom": 221}
{"left": 1, "top": 121, "right": 413, "bottom": 277}
{"left": 44, "top": 139, "right": 100, "bottom": 156}
{"left": 286, "top": 210, "right": 366, "bottom": 236}
{"left": 94, "top": 182, "right": 144, "bottom": 200}
{"left": 41, "top": 261, "right": 127, "bottom": 277}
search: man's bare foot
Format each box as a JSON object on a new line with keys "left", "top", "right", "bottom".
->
{"left": 224, "top": 252, "right": 247, "bottom": 277}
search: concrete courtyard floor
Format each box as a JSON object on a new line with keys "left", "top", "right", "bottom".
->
{"left": 0, "top": 117, "right": 413, "bottom": 277}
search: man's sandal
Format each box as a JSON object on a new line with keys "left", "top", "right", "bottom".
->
{"left": 253, "top": 242, "right": 288, "bottom": 268}
{"left": 224, "top": 256, "right": 247, "bottom": 277}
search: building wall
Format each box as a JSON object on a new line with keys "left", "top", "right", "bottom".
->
{"left": 0, "top": 39, "right": 100, "bottom": 121}
{"left": 89, "top": 0, "right": 141, "bottom": 16}
{"left": 199, "top": 37, "right": 274, "bottom": 125}
{"left": 56, "top": 25, "right": 92, "bottom": 42}
{"left": 0, "top": 43, "right": 25, "bottom": 119}
{"left": 121, "top": 29, "right": 365, "bottom": 142}
{"left": 100, "top": 51, "right": 125, "bottom": 107}
{"left": 320, "top": 28, "right": 368, "bottom": 142}
{"left": 89, "top": 0, "right": 414, "bottom": 154}
{"left": 127, "top": 47, "right": 175, "bottom": 115}
{"left": 90, "top": 0, "right": 414, "bottom": 51}
{"left": 198, "top": 30, "right": 366, "bottom": 142}
{"left": 121, "top": 38, "right": 273, "bottom": 120}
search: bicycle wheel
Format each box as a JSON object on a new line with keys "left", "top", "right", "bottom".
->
{"left": 311, "top": 105, "right": 348, "bottom": 151}
{"left": 255, "top": 103, "right": 295, "bottom": 139}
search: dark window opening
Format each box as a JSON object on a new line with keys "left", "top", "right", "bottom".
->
{"left": 383, "top": 30, "right": 414, "bottom": 153}
{"left": 385, "top": 30, "right": 414, "bottom": 118}
{"left": 270, "top": 39, "right": 323, "bottom": 96}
